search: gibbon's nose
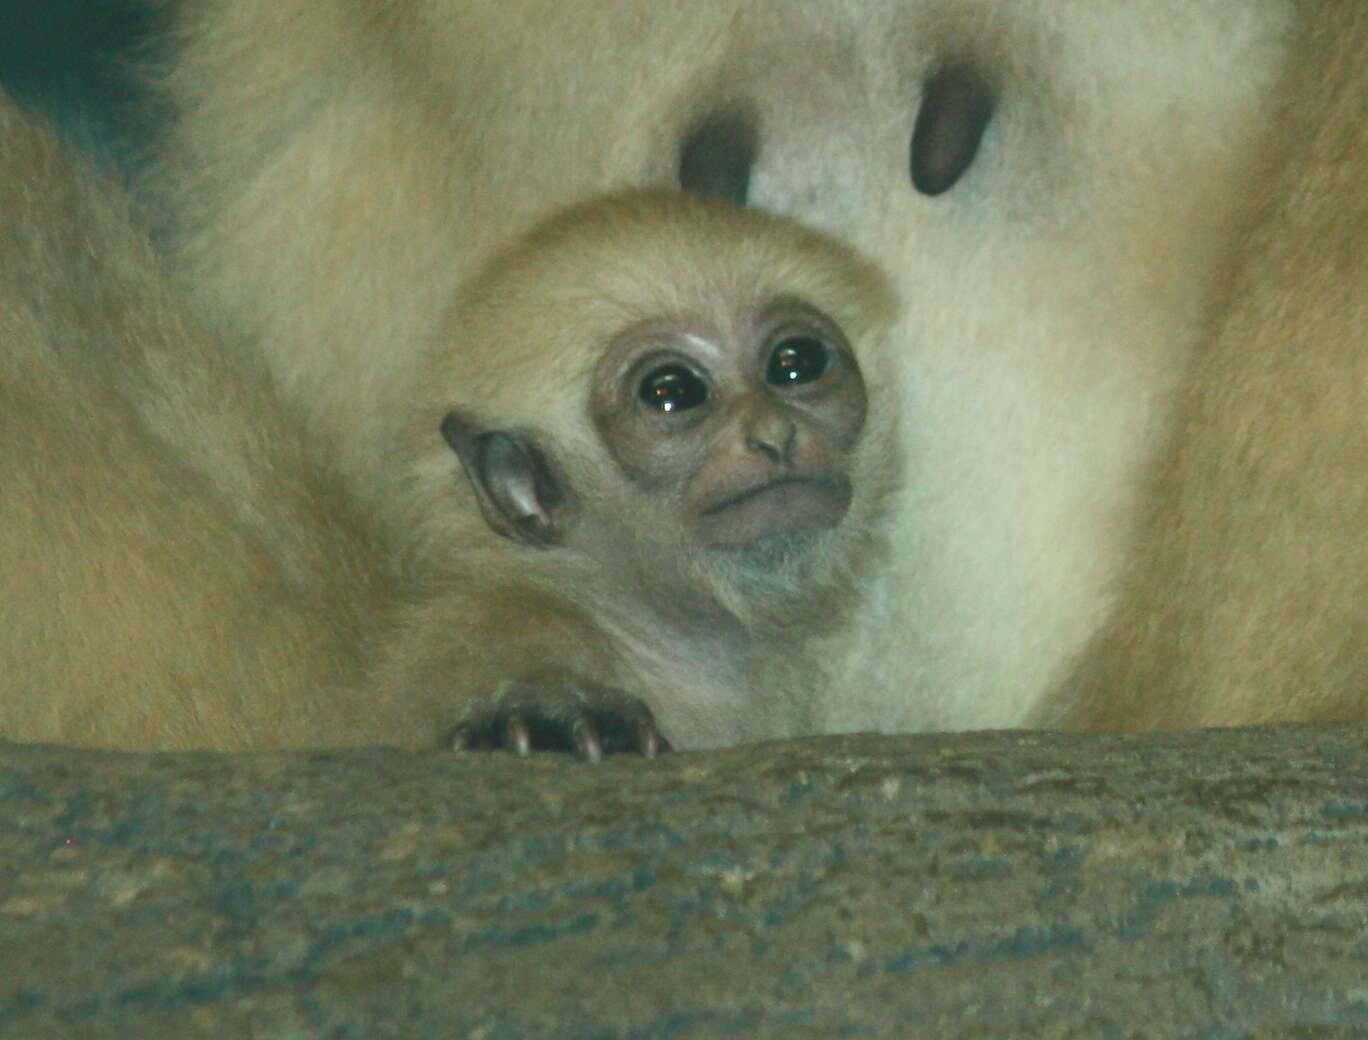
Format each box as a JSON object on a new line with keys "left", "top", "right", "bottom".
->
{"left": 743, "top": 405, "right": 798, "bottom": 464}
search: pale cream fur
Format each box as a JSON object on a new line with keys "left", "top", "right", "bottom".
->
{"left": 153, "top": 0, "right": 1319, "bottom": 737}
{"left": 1049, "top": 0, "right": 1367, "bottom": 729}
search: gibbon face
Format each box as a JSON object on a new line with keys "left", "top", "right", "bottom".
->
{"left": 588, "top": 300, "right": 867, "bottom": 554}
{"left": 412, "top": 191, "right": 899, "bottom": 606}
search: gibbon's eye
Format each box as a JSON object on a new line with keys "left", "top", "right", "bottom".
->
{"left": 639, "top": 363, "right": 710, "bottom": 413}
{"left": 678, "top": 110, "right": 757, "bottom": 207}
{"left": 910, "top": 65, "right": 995, "bottom": 196}
{"left": 767, "top": 335, "right": 831, "bottom": 387}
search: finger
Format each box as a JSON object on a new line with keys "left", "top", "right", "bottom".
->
{"left": 636, "top": 720, "right": 666, "bottom": 759}
{"left": 502, "top": 715, "right": 533, "bottom": 757}
{"left": 572, "top": 716, "right": 604, "bottom": 764}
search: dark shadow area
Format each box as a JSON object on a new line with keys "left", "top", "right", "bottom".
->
{"left": 0, "top": 0, "right": 161, "bottom": 175}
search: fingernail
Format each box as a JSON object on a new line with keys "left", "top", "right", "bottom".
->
{"left": 508, "top": 718, "right": 532, "bottom": 757}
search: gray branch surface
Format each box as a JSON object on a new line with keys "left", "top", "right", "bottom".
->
{"left": 1, "top": 726, "right": 1366, "bottom": 1038}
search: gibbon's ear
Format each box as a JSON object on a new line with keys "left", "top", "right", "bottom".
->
{"left": 440, "top": 412, "right": 570, "bottom": 548}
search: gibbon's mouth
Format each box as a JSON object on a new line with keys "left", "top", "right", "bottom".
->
{"left": 696, "top": 474, "right": 853, "bottom": 549}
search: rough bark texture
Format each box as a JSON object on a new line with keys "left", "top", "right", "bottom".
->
{"left": 2, "top": 726, "right": 1366, "bottom": 1038}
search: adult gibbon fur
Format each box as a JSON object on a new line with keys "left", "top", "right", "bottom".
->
{"left": 150, "top": 0, "right": 1367, "bottom": 735}
{"left": 1052, "top": 1, "right": 1367, "bottom": 729}
{"left": 0, "top": 90, "right": 391, "bottom": 749}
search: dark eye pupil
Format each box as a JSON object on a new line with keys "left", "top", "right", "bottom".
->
{"left": 639, "top": 364, "right": 708, "bottom": 413}
{"left": 767, "top": 336, "right": 830, "bottom": 386}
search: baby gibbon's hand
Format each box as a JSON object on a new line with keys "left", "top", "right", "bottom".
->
{"left": 448, "top": 675, "right": 669, "bottom": 762}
